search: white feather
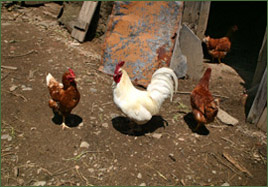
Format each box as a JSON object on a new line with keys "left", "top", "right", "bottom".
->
{"left": 46, "top": 73, "right": 54, "bottom": 87}
{"left": 113, "top": 67, "right": 178, "bottom": 124}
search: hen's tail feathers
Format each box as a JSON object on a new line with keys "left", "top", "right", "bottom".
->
{"left": 46, "top": 73, "right": 55, "bottom": 87}
{"left": 147, "top": 67, "right": 178, "bottom": 106}
{"left": 198, "top": 68, "right": 211, "bottom": 90}
{"left": 46, "top": 73, "right": 63, "bottom": 88}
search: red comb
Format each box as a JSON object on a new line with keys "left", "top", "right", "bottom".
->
{"left": 68, "top": 68, "right": 76, "bottom": 77}
{"left": 114, "top": 61, "right": 125, "bottom": 74}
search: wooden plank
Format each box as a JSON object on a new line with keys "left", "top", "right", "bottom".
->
{"left": 196, "top": 2, "right": 210, "bottom": 39}
{"left": 182, "top": 1, "right": 211, "bottom": 39}
{"left": 247, "top": 68, "right": 267, "bottom": 124}
{"left": 71, "top": 1, "right": 98, "bottom": 42}
{"left": 256, "top": 107, "right": 267, "bottom": 132}
{"left": 251, "top": 29, "right": 267, "bottom": 88}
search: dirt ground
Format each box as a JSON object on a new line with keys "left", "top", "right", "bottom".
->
{"left": 1, "top": 3, "right": 267, "bottom": 186}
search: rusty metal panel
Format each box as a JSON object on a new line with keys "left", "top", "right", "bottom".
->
{"left": 99, "top": 1, "right": 183, "bottom": 87}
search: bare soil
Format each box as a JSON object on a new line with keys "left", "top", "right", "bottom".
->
{"left": 1, "top": 4, "right": 267, "bottom": 186}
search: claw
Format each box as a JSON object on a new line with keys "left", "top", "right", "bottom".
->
{"left": 61, "top": 122, "right": 70, "bottom": 130}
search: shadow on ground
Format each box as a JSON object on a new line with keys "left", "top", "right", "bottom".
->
{"left": 112, "top": 115, "right": 168, "bottom": 136}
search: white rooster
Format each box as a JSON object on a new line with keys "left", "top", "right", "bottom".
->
{"left": 112, "top": 61, "right": 178, "bottom": 131}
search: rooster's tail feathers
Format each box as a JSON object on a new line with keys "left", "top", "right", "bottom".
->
{"left": 147, "top": 67, "right": 178, "bottom": 105}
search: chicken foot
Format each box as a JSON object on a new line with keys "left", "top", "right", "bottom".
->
{"left": 61, "top": 116, "right": 70, "bottom": 130}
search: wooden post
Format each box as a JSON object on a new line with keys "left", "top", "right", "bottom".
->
{"left": 71, "top": 1, "right": 99, "bottom": 42}
{"left": 251, "top": 29, "right": 267, "bottom": 88}
{"left": 182, "top": 1, "right": 211, "bottom": 39}
{"left": 256, "top": 107, "right": 267, "bottom": 132}
{"left": 247, "top": 68, "right": 267, "bottom": 124}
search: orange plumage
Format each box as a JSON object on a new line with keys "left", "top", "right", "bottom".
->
{"left": 46, "top": 69, "right": 80, "bottom": 129}
{"left": 203, "top": 25, "right": 238, "bottom": 63}
{"left": 190, "top": 68, "right": 218, "bottom": 131}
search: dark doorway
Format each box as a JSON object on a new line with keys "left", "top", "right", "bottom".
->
{"left": 204, "top": 1, "right": 267, "bottom": 89}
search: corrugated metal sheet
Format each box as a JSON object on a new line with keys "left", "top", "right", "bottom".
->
{"left": 99, "top": 1, "right": 183, "bottom": 87}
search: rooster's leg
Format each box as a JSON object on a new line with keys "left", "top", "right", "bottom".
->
{"left": 61, "top": 116, "right": 70, "bottom": 130}
{"left": 218, "top": 58, "right": 222, "bottom": 64}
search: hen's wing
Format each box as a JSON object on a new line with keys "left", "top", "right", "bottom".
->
{"left": 46, "top": 73, "right": 64, "bottom": 102}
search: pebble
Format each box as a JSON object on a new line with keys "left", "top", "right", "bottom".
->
{"left": 178, "top": 137, "right": 185, "bottom": 141}
{"left": 33, "top": 181, "right": 46, "bottom": 186}
{"left": 212, "top": 170, "right": 217, "bottom": 174}
{"left": 102, "top": 123, "right": 109, "bottom": 128}
{"left": 152, "top": 133, "right": 162, "bottom": 139}
{"left": 221, "top": 182, "right": 230, "bottom": 186}
{"left": 88, "top": 168, "right": 94, "bottom": 173}
{"left": 80, "top": 141, "right": 90, "bottom": 148}
{"left": 1, "top": 134, "right": 12, "bottom": 141}
{"left": 137, "top": 173, "right": 142, "bottom": 179}
{"left": 90, "top": 88, "right": 97, "bottom": 93}
{"left": 9, "top": 85, "right": 18, "bottom": 92}
{"left": 139, "top": 183, "right": 146, "bottom": 186}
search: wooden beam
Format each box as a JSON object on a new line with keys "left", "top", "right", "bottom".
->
{"left": 247, "top": 68, "right": 267, "bottom": 124}
{"left": 256, "top": 107, "right": 267, "bottom": 132}
{"left": 71, "top": 1, "right": 99, "bottom": 42}
{"left": 251, "top": 29, "right": 267, "bottom": 88}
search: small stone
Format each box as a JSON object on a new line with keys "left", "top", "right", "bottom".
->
{"left": 139, "top": 183, "right": 146, "bottom": 186}
{"left": 178, "top": 137, "right": 185, "bottom": 141}
{"left": 1, "top": 134, "right": 12, "bottom": 141}
{"left": 137, "top": 173, "right": 142, "bottom": 179}
{"left": 88, "top": 168, "right": 94, "bottom": 173}
{"left": 221, "top": 182, "right": 230, "bottom": 186}
{"left": 102, "top": 123, "right": 108, "bottom": 128}
{"left": 212, "top": 170, "right": 216, "bottom": 174}
{"left": 152, "top": 133, "right": 162, "bottom": 139}
{"left": 80, "top": 141, "right": 90, "bottom": 148}
{"left": 90, "top": 88, "right": 97, "bottom": 93}
{"left": 9, "top": 85, "right": 18, "bottom": 92}
{"left": 93, "top": 131, "right": 101, "bottom": 136}
{"left": 33, "top": 181, "right": 46, "bottom": 186}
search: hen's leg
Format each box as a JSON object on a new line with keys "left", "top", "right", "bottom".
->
{"left": 218, "top": 58, "right": 222, "bottom": 64}
{"left": 61, "top": 116, "right": 70, "bottom": 130}
{"left": 194, "top": 122, "right": 201, "bottom": 131}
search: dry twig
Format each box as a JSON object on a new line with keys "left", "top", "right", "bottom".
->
{"left": 222, "top": 152, "right": 253, "bottom": 177}
{"left": 63, "top": 151, "right": 103, "bottom": 161}
{"left": 1, "top": 65, "right": 18, "bottom": 70}
{"left": 4, "top": 50, "right": 36, "bottom": 58}
{"left": 4, "top": 90, "right": 28, "bottom": 102}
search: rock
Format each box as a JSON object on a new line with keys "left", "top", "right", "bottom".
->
{"left": 137, "top": 173, "right": 142, "bottom": 179}
{"left": 90, "top": 88, "right": 97, "bottom": 93}
{"left": 80, "top": 141, "right": 90, "bottom": 148}
{"left": 33, "top": 181, "right": 46, "bottom": 186}
{"left": 139, "top": 183, "right": 146, "bottom": 186}
{"left": 152, "top": 133, "right": 162, "bottom": 139}
{"left": 21, "top": 85, "right": 32, "bottom": 91}
{"left": 9, "top": 85, "right": 18, "bottom": 92}
{"left": 102, "top": 123, "right": 108, "bottom": 128}
{"left": 221, "top": 182, "right": 230, "bottom": 186}
{"left": 1, "top": 134, "right": 12, "bottom": 141}
{"left": 178, "top": 137, "right": 185, "bottom": 141}
{"left": 88, "top": 168, "right": 94, "bottom": 173}
{"left": 212, "top": 170, "right": 216, "bottom": 174}
{"left": 217, "top": 108, "right": 239, "bottom": 126}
